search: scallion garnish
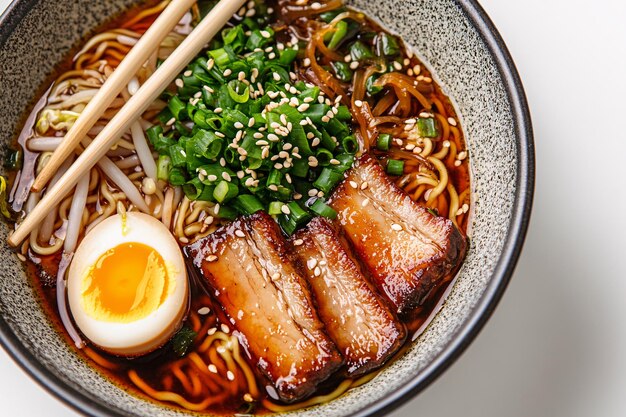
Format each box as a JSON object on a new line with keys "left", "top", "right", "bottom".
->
{"left": 386, "top": 159, "right": 404, "bottom": 176}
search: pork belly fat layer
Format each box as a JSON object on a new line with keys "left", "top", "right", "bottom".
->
{"left": 185, "top": 212, "right": 342, "bottom": 403}
{"left": 292, "top": 218, "right": 406, "bottom": 376}
{"left": 328, "top": 154, "right": 467, "bottom": 314}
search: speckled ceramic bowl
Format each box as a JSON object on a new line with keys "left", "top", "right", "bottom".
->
{"left": 0, "top": 1, "right": 533, "bottom": 416}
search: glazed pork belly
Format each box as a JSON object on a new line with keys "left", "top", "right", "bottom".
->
{"left": 328, "top": 154, "right": 467, "bottom": 314}
{"left": 185, "top": 212, "right": 342, "bottom": 403}
{"left": 291, "top": 218, "right": 406, "bottom": 376}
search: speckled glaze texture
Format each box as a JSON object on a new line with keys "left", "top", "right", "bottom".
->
{"left": 0, "top": 1, "right": 533, "bottom": 417}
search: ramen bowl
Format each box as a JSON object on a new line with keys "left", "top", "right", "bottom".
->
{"left": 0, "top": 0, "right": 533, "bottom": 416}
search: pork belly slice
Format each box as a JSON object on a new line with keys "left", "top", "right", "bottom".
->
{"left": 328, "top": 154, "right": 467, "bottom": 314}
{"left": 185, "top": 212, "right": 342, "bottom": 403}
{"left": 291, "top": 218, "right": 406, "bottom": 376}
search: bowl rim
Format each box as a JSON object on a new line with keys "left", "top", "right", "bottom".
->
{"left": 0, "top": 0, "right": 534, "bottom": 416}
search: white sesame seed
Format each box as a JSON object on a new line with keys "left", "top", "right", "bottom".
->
{"left": 227, "top": 371, "right": 235, "bottom": 381}
{"left": 223, "top": 69, "right": 232, "bottom": 77}
{"left": 221, "top": 324, "right": 230, "bottom": 333}
{"left": 349, "top": 181, "right": 358, "bottom": 189}
{"left": 458, "top": 151, "right": 468, "bottom": 160}
{"left": 208, "top": 364, "right": 218, "bottom": 373}
{"left": 205, "top": 255, "right": 218, "bottom": 262}
{"left": 219, "top": 158, "right": 226, "bottom": 166}
{"left": 354, "top": 100, "right": 363, "bottom": 108}
{"left": 268, "top": 184, "right": 278, "bottom": 191}
{"left": 175, "top": 78, "right": 184, "bottom": 88}
{"left": 273, "top": 72, "right": 281, "bottom": 81}
{"left": 405, "top": 118, "right": 417, "bottom": 124}
{"left": 406, "top": 144, "right": 416, "bottom": 151}
{"left": 272, "top": 272, "right": 281, "bottom": 280}
{"left": 237, "top": 148, "right": 248, "bottom": 156}
{"left": 314, "top": 266, "right": 322, "bottom": 277}
{"left": 207, "top": 174, "right": 218, "bottom": 182}
{"left": 307, "top": 259, "right": 318, "bottom": 269}
{"left": 456, "top": 208, "right": 464, "bottom": 216}
{"left": 198, "top": 307, "right": 211, "bottom": 315}
{"left": 462, "top": 203, "right": 469, "bottom": 213}
{"left": 391, "top": 223, "right": 402, "bottom": 231}
{"left": 321, "top": 115, "right": 330, "bottom": 123}
{"left": 222, "top": 172, "right": 232, "bottom": 181}
{"left": 166, "top": 117, "right": 176, "bottom": 126}
{"left": 311, "top": 138, "right": 320, "bottom": 147}
{"left": 393, "top": 61, "right": 403, "bottom": 71}
{"left": 268, "top": 52, "right": 276, "bottom": 59}
{"left": 297, "top": 103, "right": 310, "bottom": 112}
{"left": 349, "top": 61, "right": 359, "bottom": 70}
{"left": 234, "top": 121, "right": 244, "bottom": 129}
{"left": 281, "top": 205, "right": 291, "bottom": 215}
{"left": 360, "top": 181, "right": 369, "bottom": 190}
{"left": 274, "top": 163, "right": 283, "bottom": 169}
{"left": 329, "top": 158, "right": 340, "bottom": 165}
{"left": 448, "top": 117, "right": 457, "bottom": 126}
{"left": 235, "top": 230, "right": 245, "bottom": 238}
{"left": 256, "top": 140, "right": 269, "bottom": 146}
{"left": 260, "top": 30, "right": 271, "bottom": 38}
{"left": 293, "top": 239, "right": 304, "bottom": 246}
{"left": 267, "top": 133, "right": 279, "bottom": 142}
{"left": 443, "top": 140, "right": 451, "bottom": 148}
{"left": 179, "top": 237, "right": 189, "bottom": 243}
{"left": 214, "top": 107, "right": 223, "bottom": 113}
{"left": 308, "top": 189, "right": 318, "bottom": 197}
{"left": 362, "top": 198, "right": 370, "bottom": 207}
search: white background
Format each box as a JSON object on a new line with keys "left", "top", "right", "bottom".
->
{"left": 2, "top": 0, "right": 626, "bottom": 416}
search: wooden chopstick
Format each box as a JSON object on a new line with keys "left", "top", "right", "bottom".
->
{"left": 31, "top": 0, "right": 196, "bottom": 192}
{"left": 8, "top": 0, "right": 247, "bottom": 247}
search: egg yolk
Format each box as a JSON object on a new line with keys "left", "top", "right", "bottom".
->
{"left": 81, "top": 242, "right": 174, "bottom": 323}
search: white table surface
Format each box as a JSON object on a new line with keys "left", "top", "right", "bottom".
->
{"left": 2, "top": 0, "right": 626, "bottom": 416}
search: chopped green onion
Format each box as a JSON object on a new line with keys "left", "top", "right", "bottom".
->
{"left": 208, "top": 48, "right": 231, "bottom": 67}
{"left": 375, "top": 32, "right": 400, "bottom": 56}
{"left": 213, "top": 180, "right": 239, "bottom": 203}
{"left": 168, "top": 96, "right": 187, "bottom": 120}
{"left": 309, "top": 199, "right": 337, "bottom": 219}
{"left": 386, "top": 159, "right": 405, "bottom": 176}
{"left": 233, "top": 194, "right": 264, "bottom": 215}
{"left": 227, "top": 80, "right": 250, "bottom": 103}
{"left": 157, "top": 155, "right": 171, "bottom": 181}
{"left": 313, "top": 168, "right": 344, "bottom": 194}
{"left": 315, "top": 148, "right": 333, "bottom": 166}
{"left": 168, "top": 167, "right": 187, "bottom": 186}
{"left": 171, "top": 326, "right": 197, "bottom": 357}
{"left": 328, "top": 20, "right": 348, "bottom": 50}
{"left": 376, "top": 133, "right": 392, "bottom": 150}
{"left": 349, "top": 41, "right": 374, "bottom": 61}
{"left": 331, "top": 61, "right": 353, "bottom": 82}
{"left": 417, "top": 118, "right": 438, "bottom": 137}
{"left": 268, "top": 201, "right": 284, "bottom": 215}
{"left": 341, "top": 135, "right": 358, "bottom": 154}
{"left": 215, "top": 205, "right": 238, "bottom": 220}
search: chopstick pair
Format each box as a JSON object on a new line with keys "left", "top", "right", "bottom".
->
{"left": 8, "top": 0, "right": 247, "bottom": 247}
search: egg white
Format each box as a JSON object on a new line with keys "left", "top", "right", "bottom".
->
{"left": 67, "top": 212, "right": 188, "bottom": 356}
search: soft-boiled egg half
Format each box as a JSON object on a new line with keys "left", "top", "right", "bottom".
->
{"left": 67, "top": 212, "right": 188, "bottom": 356}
